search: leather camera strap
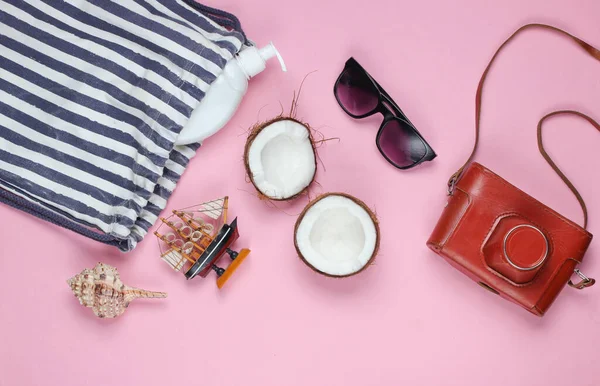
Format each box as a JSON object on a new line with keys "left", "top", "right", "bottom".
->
{"left": 537, "top": 110, "right": 600, "bottom": 229}
{"left": 448, "top": 23, "right": 600, "bottom": 231}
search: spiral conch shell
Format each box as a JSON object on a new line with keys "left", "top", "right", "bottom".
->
{"left": 67, "top": 262, "right": 167, "bottom": 318}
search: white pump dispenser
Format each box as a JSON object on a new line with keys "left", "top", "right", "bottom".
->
{"left": 175, "top": 43, "right": 287, "bottom": 145}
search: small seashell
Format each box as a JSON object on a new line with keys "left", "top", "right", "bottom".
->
{"left": 67, "top": 262, "right": 167, "bottom": 318}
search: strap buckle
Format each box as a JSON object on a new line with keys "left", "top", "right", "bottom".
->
{"left": 568, "top": 269, "right": 596, "bottom": 290}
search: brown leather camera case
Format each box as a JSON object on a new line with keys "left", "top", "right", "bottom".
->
{"left": 427, "top": 162, "right": 593, "bottom": 316}
{"left": 427, "top": 24, "right": 599, "bottom": 316}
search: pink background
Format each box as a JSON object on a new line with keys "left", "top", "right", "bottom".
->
{"left": 1, "top": 0, "right": 600, "bottom": 385}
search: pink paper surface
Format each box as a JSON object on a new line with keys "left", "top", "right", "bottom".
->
{"left": 1, "top": 1, "right": 600, "bottom": 385}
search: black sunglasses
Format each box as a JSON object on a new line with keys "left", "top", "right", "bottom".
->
{"left": 334, "top": 57, "right": 437, "bottom": 169}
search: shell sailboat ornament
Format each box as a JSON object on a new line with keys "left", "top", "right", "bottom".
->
{"left": 154, "top": 197, "right": 250, "bottom": 288}
{"left": 67, "top": 263, "right": 167, "bottom": 318}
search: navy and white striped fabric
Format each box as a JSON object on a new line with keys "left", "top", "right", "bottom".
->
{"left": 0, "top": 0, "right": 246, "bottom": 251}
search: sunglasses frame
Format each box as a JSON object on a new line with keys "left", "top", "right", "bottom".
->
{"left": 334, "top": 57, "right": 437, "bottom": 170}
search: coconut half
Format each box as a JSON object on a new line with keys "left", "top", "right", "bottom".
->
{"left": 244, "top": 117, "right": 317, "bottom": 200}
{"left": 294, "top": 193, "right": 380, "bottom": 277}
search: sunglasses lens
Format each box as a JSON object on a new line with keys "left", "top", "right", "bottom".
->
{"left": 335, "top": 66, "right": 379, "bottom": 116}
{"left": 378, "top": 119, "right": 427, "bottom": 168}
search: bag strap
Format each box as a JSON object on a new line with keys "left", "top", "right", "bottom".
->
{"left": 537, "top": 110, "right": 600, "bottom": 229}
{"left": 447, "top": 24, "right": 600, "bottom": 225}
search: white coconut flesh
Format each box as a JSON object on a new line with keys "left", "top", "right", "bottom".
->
{"left": 247, "top": 119, "right": 316, "bottom": 199}
{"left": 295, "top": 195, "right": 378, "bottom": 276}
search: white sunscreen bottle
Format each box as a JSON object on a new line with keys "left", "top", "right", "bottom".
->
{"left": 176, "top": 42, "right": 287, "bottom": 145}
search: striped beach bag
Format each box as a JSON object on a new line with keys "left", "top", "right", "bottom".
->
{"left": 0, "top": 0, "right": 247, "bottom": 251}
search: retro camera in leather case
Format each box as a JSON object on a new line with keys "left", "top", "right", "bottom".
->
{"left": 427, "top": 24, "right": 598, "bottom": 316}
{"left": 427, "top": 163, "right": 593, "bottom": 316}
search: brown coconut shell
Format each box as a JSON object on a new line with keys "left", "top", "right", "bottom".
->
{"left": 243, "top": 116, "right": 318, "bottom": 201}
{"left": 293, "top": 192, "right": 380, "bottom": 278}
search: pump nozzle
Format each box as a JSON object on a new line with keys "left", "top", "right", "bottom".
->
{"left": 237, "top": 42, "right": 287, "bottom": 78}
{"left": 259, "top": 42, "right": 287, "bottom": 72}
